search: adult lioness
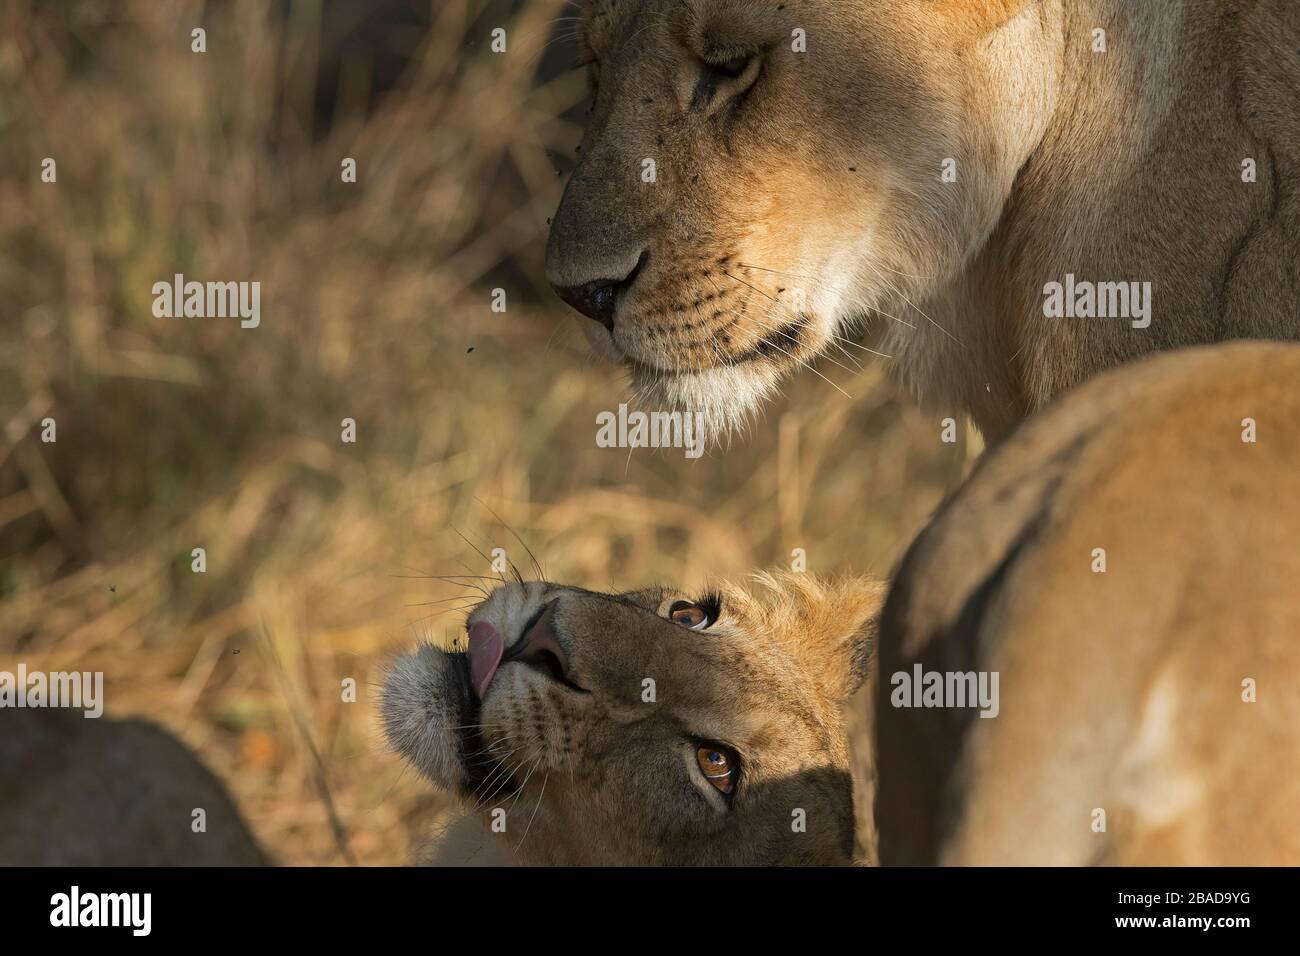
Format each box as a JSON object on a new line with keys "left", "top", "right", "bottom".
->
{"left": 546, "top": 0, "right": 1300, "bottom": 441}
{"left": 876, "top": 341, "right": 1300, "bottom": 865}
{"left": 383, "top": 572, "right": 885, "bottom": 865}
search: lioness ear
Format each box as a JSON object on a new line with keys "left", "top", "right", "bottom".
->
{"left": 936, "top": 0, "right": 1036, "bottom": 37}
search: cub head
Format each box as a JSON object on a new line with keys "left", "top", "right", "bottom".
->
{"left": 546, "top": 0, "right": 1047, "bottom": 436}
{"left": 383, "top": 571, "right": 884, "bottom": 865}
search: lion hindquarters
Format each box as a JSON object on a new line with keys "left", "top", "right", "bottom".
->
{"left": 877, "top": 342, "right": 1300, "bottom": 866}
{"left": 1107, "top": 637, "right": 1300, "bottom": 866}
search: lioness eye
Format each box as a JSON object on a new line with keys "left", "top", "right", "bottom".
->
{"left": 701, "top": 52, "right": 750, "bottom": 80}
{"left": 669, "top": 600, "right": 711, "bottom": 629}
{"left": 696, "top": 744, "right": 738, "bottom": 795}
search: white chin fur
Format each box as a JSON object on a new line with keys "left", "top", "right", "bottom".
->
{"left": 631, "top": 362, "right": 780, "bottom": 447}
{"left": 381, "top": 646, "right": 469, "bottom": 793}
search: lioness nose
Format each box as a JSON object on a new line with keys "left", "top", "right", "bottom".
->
{"left": 551, "top": 252, "right": 646, "bottom": 331}
{"left": 554, "top": 278, "right": 622, "bottom": 330}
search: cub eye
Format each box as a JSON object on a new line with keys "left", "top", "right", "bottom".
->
{"left": 695, "top": 744, "right": 738, "bottom": 795}
{"left": 669, "top": 600, "right": 711, "bottom": 629}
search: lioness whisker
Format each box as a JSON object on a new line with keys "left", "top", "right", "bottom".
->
{"left": 864, "top": 261, "right": 964, "bottom": 348}
{"left": 713, "top": 274, "right": 856, "bottom": 399}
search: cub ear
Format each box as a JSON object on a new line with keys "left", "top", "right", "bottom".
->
{"left": 745, "top": 571, "right": 887, "bottom": 704}
{"left": 810, "top": 575, "right": 887, "bottom": 704}
{"left": 937, "top": 0, "right": 1037, "bottom": 36}
{"left": 836, "top": 601, "right": 883, "bottom": 703}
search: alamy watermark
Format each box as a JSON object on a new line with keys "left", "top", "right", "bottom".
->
{"left": 0, "top": 664, "right": 104, "bottom": 718}
{"left": 1042, "top": 274, "right": 1151, "bottom": 329}
{"left": 151, "top": 273, "right": 260, "bottom": 328}
{"left": 50, "top": 886, "right": 151, "bottom": 936}
{"left": 890, "top": 664, "right": 1000, "bottom": 718}
{"left": 596, "top": 403, "right": 706, "bottom": 459}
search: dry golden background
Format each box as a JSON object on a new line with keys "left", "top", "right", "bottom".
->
{"left": 0, "top": 0, "right": 965, "bottom": 864}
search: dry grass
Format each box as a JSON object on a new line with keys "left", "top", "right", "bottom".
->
{"left": 0, "top": 0, "right": 961, "bottom": 864}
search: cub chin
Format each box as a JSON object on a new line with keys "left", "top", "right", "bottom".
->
{"left": 382, "top": 573, "right": 884, "bottom": 866}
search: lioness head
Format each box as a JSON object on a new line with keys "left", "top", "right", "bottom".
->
{"left": 383, "top": 571, "right": 883, "bottom": 865}
{"left": 546, "top": 0, "right": 1046, "bottom": 435}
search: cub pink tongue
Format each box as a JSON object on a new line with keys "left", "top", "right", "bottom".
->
{"left": 467, "top": 621, "right": 505, "bottom": 700}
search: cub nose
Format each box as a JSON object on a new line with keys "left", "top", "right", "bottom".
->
{"left": 551, "top": 252, "right": 646, "bottom": 331}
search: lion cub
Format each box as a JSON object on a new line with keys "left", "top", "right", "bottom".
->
{"left": 383, "top": 572, "right": 885, "bottom": 865}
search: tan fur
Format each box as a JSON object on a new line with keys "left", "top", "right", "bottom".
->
{"left": 0, "top": 710, "right": 268, "bottom": 865}
{"left": 384, "top": 572, "right": 885, "bottom": 865}
{"left": 875, "top": 342, "right": 1300, "bottom": 865}
{"left": 547, "top": 0, "right": 1300, "bottom": 442}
